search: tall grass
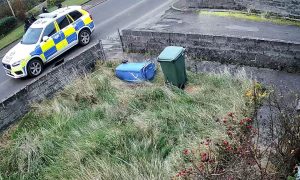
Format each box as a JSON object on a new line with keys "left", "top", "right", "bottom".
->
{"left": 0, "top": 63, "right": 251, "bottom": 180}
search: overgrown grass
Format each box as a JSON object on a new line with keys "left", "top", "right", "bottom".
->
{"left": 199, "top": 10, "right": 300, "bottom": 27}
{"left": 0, "top": 0, "right": 90, "bottom": 50}
{"left": 0, "top": 62, "right": 252, "bottom": 179}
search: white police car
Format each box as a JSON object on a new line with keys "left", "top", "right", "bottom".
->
{"left": 2, "top": 6, "right": 95, "bottom": 78}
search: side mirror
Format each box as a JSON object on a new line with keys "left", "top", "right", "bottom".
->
{"left": 42, "top": 36, "right": 49, "bottom": 42}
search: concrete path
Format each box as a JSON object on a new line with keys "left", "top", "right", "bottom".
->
{"left": 135, "top": 9, "right": 300, "bottom": 43}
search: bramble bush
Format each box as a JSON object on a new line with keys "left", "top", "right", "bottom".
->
{"left": 174, "top": 83, "right": 300, "bottom": 179}
{"left": 174, "top": 112, "right": 277, "bottom": 179}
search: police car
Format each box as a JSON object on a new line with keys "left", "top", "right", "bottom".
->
{"left": 2, "top": 6, "right": 95, "bottom": 78}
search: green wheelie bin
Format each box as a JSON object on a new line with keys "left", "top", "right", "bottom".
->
{"left": 158, "top": 46, "right": 187, "bottom": 88}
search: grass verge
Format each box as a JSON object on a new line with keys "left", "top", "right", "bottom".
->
{"left": 0, "top": 24, "right": 24, "bottom": 50}
{"left": 48, "top": 0, "right": 90, "bottom": 12}
{"left": 199, "top": 10, "right": 300, "bottom": 27}
{"left": 64, "top": 0, "right": 90, "bottom": 6}
{"left": 0, "top": 62, "right": 252, "bottom": 179}
{"left": 0, "top": 0, "right": 90, "bottom": 51}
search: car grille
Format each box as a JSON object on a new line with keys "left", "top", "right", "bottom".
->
{"left": 2, "top": 63, "right": 11, "bottom": 70}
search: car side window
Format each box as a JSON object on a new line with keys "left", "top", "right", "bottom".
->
{"left": 42, "top": 23, "right": 56, "bottom": 38}
{"left": 69, "top": 11, "right": 82, "bottom": 21}
{"left": 56, "top": 15, "right": 71, "bottom": 30}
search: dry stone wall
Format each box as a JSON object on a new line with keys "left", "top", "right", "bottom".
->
{"left": 121, "top": 29, "right": 300, "bottom": 73}
{"left": 186, "top": 0, "right": 243, "bottom": 10}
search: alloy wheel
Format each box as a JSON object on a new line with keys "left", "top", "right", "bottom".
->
{"left": 81, "top": 31, "right": 90, "bottom": 44}
{"left": 29, "top": 62, "right": 42, "bottom": 76}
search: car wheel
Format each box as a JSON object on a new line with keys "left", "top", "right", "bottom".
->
{"left": 27, "top": 59, "right": 43, "bottom": 77}
{"left": 79, "top": 29, "right": 91, "bottom": 46}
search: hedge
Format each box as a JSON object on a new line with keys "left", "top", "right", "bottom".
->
{"left": 0, "top": 16, "right": 18, "bottom": 37}
{"left": 47, "top": 0, "right": 64, "bottom": 6}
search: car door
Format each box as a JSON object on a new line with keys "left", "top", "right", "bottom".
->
{"left": 68, "top": 10, "right": 83, "bottom": 31}
{"left": 56, "top": 15, "right": 77, "bottom": 52}
{"left": 40, "top": 22, "right": 58, "bottom": 61}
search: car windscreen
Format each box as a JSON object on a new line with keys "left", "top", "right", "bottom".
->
{"left": 21, "top": 28, "right": 43, "bottom": 44}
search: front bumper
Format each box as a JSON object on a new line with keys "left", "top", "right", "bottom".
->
{"left": 2, "top": 63, "right": 27, "bottom": 78}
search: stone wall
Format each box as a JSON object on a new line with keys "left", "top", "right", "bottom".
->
{"left": 238, "top": 0, "right": 300, "bottom": 19}
{"left": 186, "top": 0, "right": 300, "bottom": 19}
{"left": 0, "top": 41, "right": 106, "bottom": 131}
{"left": 186, "top": 0, "right": 243, "bottom": 10}
{"left": 121, "top": 29, "right": 300, "bottom": 72}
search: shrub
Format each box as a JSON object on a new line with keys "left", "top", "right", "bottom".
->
{"left": 175, "top": 84, "right": 300, "bottom": 179}
{"left": 47, "top": 0, "right": 64, "bottom": 6}
{"left": 175, "top": 112, "right": 277, "bottom": 179}
{"left": 0, "top": 4, "right": 11, "bottom": 19}
{"left": 265, "top": 92, "right": 300, "bottom": 178}
{"left": 12, "top": 0, "right": 27, "bottom": 20}
{"left": 0, "top": 16, "right": 17, "bottom": 37}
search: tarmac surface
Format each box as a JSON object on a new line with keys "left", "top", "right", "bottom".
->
{"left": 135, "top": 9, "right": 300, "bottom": 43}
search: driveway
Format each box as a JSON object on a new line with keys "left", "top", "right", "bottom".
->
{"left": 135, "top": 9, "right": 300, "bottom": 43}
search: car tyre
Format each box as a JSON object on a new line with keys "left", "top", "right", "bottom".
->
{"left": 79, "top": 29, "right": 91, "bottom": 46}
{"left": 27, "top": 59, "right": 43, "bottom": 77}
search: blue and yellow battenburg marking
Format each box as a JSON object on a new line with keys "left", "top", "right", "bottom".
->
{"left": 29, "top": 15, "right": 94, "bottom": 62}
{"left": 8, "top": 9, "right": 94, "bottom": 77}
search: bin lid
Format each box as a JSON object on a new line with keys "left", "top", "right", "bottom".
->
{"left": 158, "top": 46, "right": 185, "bottom": 62}
{"left": 116, "top": 62, "right": 148, "bottom": 72}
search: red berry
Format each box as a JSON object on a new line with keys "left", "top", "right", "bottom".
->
{"left": 227, "top": 112, "right": 234, "bottom": 117}
{"left": 223, "top": 140, "right": 229, "bottom": 146}
{"left": 246, "top": 118, "right": 252, "bottom": 122}
{"left": 226, "top": 146, "right": 232, "bottom": 151}
{"left": 183, "top": 149, "right": 190, "bottom": 155}
{"left": 246, "top": 125, "right": 252, "bottom": 129}
{"left": 201, "top": 153, "right": 209, "bottom": 162}
{"left": 227, "top": 131, "right": 233, "bottom": 136}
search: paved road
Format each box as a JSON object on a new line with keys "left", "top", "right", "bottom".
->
{"left": 0, "top": 0, "right": 174, "bottom": 101}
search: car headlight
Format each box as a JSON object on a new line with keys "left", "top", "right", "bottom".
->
{"left": 12, "top": 60, "right": 22, "bottom": 67}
